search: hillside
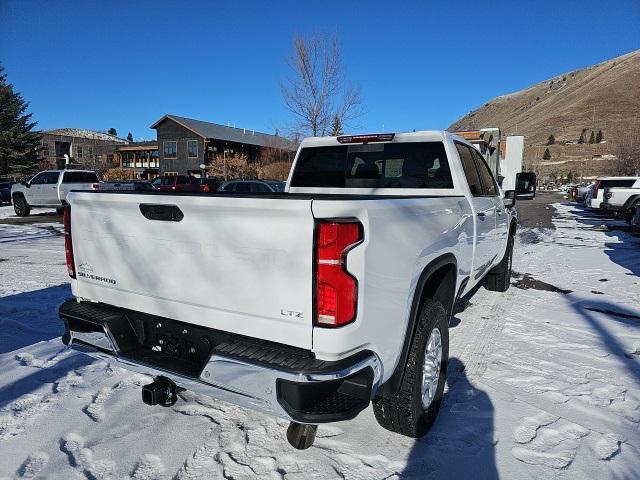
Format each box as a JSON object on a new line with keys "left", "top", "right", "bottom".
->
{"left": 449, "top": 49, "right": 640, "bottom": 180}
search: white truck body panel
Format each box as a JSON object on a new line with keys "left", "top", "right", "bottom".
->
{"left": 500, "top": 135, "right": 524, "bottom": 192}
{"left": 70, "top": 193, "right": 316, "bottom": 349}
{"left": 311, "top": 196, "right": 474, "bottom": 370}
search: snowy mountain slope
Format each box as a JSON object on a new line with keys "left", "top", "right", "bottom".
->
{"left": 0, "top": 201, "right": 639, "bottom": 479}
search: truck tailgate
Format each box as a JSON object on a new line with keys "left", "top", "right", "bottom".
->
{"left": 69, "top": 192, "right": 315, "bottom": 349}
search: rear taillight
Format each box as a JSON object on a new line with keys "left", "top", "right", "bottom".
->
{"left": 92, "top": 183, "right": 99, "bottom": 190}
{"left": 592, "top": 180, "right": 602, "bottom": 199}
{"left": 63, "top": 205, "right": 75, "bottom": 278}
{"left": 315, "top": 221, "right": 363, "bottom": 327}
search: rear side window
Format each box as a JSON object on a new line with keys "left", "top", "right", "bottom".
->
{"left": 160, "top": 177, "right": 175, "bottom": 186}
{"left": 470, "top": 150, "right": 498, "bottom": 196}
{"left": 601, "top": 179, "right": 635, "bottom": 188}
{"left": 234, "top": 182, "right": 251, "bottom": 193}
{"left": 290, "top": 142, "right": 453, "bottom": 189}
{"left": 252, "top": 182, "right": 271, "bottom": 193}
{"left": 63, "top": 171, "right": 98, "bottom": 183}
{"left": 455, "top": 144, "right": 482, "bottom": 196}
{"left": 176, "top": 176, "right": 189, "bottom": 185}
{"left": 45, "top": 172, "right": 61, "bottom": 184}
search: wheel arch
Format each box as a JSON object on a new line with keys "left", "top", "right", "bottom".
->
{"left": 376, "top": 253, "right": 457, "bottom": 399}
{"left": 12, "top": 191, "right": 25, "bottom": 203}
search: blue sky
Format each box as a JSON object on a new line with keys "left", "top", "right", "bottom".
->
{"left": 1, "top": 0, "right": 639, "bottom": 140}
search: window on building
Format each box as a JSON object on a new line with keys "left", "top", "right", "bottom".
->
{"left": 76, "top": 146, "right": 83, "bottom": 158}
{"left": 187, "top": 140, "right": 198, "bottom": 158}
{"left": 164, "top": 141, "right": 177, "bottom": 159}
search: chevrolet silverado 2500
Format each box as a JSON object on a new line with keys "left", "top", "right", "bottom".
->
{"left": 59, "top": 131, "right": 519, "bottom": 448}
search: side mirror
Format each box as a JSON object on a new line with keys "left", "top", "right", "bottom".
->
{"left": 503, "top": 190, "right": 516, "bottom": 209}
{"left": 21, "top": 180, "right": 30, "bottom": 188}
{"left": 515, "top": 172, "right": 536, "bottom": 200}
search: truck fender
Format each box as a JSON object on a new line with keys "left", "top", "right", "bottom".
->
{"left": 623, "top": 195, "right": 640, "bottom": 210}
{"left": 376, "top": 253, "right": 457, "bottom": 399}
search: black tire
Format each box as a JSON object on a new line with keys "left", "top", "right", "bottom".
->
{"left": 485, "top": 234, "right": 514, "bottom": 292}
{"left": 13, "top": 195, "right": 31, "bottom": 217}
{"left": 372, "top": 299, "right": 449, "bottom": 438}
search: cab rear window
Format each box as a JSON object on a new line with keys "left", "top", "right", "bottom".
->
{"left": 290, "top": 142, "right": 453, "bottom": 189}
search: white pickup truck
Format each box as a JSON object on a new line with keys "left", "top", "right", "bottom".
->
{"left": 600, "top": 177, "right": 640, "bottom": 222}
{"left": 59, "top": 131, "right": 520, "bottom": 448}
{"left": 11, "top": 169, "right": 99, "bottom": 216}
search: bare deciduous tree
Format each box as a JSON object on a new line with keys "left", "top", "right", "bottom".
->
{"left": 281, "top": 33, "right": 363, "bottom": 137}
{"left": 613, "top": 130, "right": 640, "bottom": 175}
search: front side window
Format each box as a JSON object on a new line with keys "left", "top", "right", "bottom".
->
{"left": 455, "top": 143, "right": 483, "bottom": 196}
{"left": 164, "top": 141, "right": 177, "bottom": 159}
{"left": 187, "top": 140, "right": 198, "bottom": 158}
{"left": 290, "top": 142, "right": 453, "bottom": 189}
{"left": 30, "top": 172, "right": 48, "bottom": 184}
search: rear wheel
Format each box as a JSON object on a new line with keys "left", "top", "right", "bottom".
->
{"left": 13, "top": 195, "right": 31, "bottom": 217}
{"left": 372, "top": 299, "right": 449, "bottom": 437}
{"left": 485, "top": 234, "right": 514, "bottom": 292}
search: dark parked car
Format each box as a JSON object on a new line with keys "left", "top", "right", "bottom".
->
{"left": 196, "top": 177, "right": 220, "bottom": 192}
{"left": 0, "top": 181, "right": 18, "bottom": 204}
{"left": 153, "top": 175, "right": 200, "bottom": 192}
{"left": 218, "top": 180, "right": 285, "bottom": 193}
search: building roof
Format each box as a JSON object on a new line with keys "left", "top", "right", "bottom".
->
{"left": 116, "top": 141, "right": 158, "bottom": 151}
{"left": 43, "top": 128, "right": 127, "bottom": 143}
{"left": 150, "top": 114, "right": 295, "bottom": 150}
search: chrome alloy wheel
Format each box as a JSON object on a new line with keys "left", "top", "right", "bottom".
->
{"left": 421, "top": 327, "right": 443, "bottom": 408}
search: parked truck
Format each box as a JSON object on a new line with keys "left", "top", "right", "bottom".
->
{"left": 11, "top": 169, "right": 99, "bottom": 216}
{"left": 59, "top": 131, "right": 525, "bottom": 448}
{"left": 600, "top": 177, "right": 640, "bottom": 222}
{"left": 454, "top": 128, "right": 536, "bottom": 199}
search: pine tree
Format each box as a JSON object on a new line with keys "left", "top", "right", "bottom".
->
{"left": 108, "top": 127, "right": 117, "bottom": 136}
{"left": 596, "top": 130, "right": 603, "bottom": 143}
{"left": 543, "top": 148, "right": 551, "bottom": 160}
{"left": 567, "top": 170, "right": 574, "bottom": 182}
{"left": 127, "top": 132, "right": 133, "bottom": 142}
{"left": 589, "top": 131, "right": 595, "bottom": 144}
{"left": 578, "top": 128, "right": 586, "bottom": 144}
{"left": 547, "top": 134, "right": 555, "bottom": 145}
{"left": 0, "top": 64, "right": 41, "bottom": 176}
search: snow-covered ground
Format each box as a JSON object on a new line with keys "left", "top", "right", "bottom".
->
{"left": 0, "top": 202, "right": 639, "bottom": 479}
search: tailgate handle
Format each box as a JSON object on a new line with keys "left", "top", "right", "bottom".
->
{"left": 139, "top": 204, "right": 184, "bottom": 222}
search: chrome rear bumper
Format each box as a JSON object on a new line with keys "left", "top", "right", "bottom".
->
{"left": 60, "top": 299, "right": 382, "bottom": 424}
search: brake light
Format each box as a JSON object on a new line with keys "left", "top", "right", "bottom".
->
{"left": 592, "top": 180, "right": 602, "bottom": 199}
{"left": 336, "top": 133, "right": 395, "bottom": 144}
{"left": 315, "top": 221, "right": 363, "bottom": 327}
{"left": 63, "top": 205, "right": 75, "bottom": 278}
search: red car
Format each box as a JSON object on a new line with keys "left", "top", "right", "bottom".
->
{"left": 152, "top": 175, "right": 200, "bottom": 192}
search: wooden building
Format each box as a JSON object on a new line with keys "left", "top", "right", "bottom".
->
{"left": 150, "top": 114, "right": 295, "bottom": 176}
{"left": 115, "top": 141, "right": 159, "bottom": 179}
